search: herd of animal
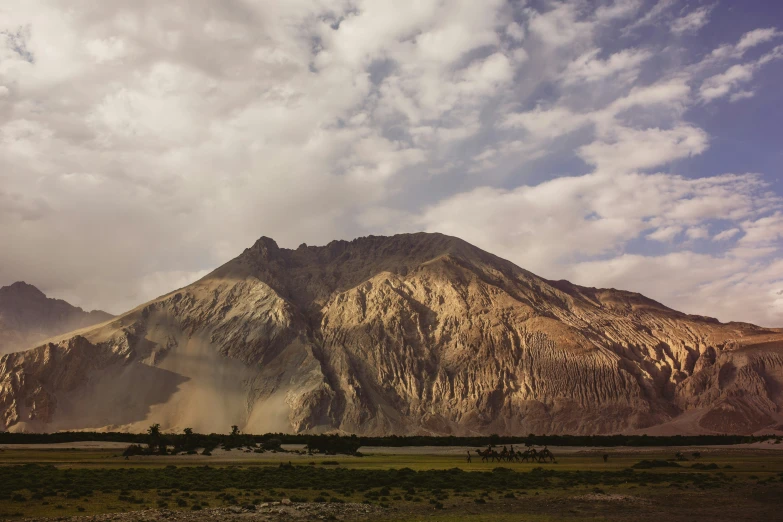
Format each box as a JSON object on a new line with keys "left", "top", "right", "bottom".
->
{"left": 468, "top": 445, "right": 556, "bottom": 463}
{"left": 465, "top": 447, "right": 704, "bottom": 465}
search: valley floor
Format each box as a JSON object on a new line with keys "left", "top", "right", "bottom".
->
{"left": 1, "top": 443, "right": 781, "bottom": 521}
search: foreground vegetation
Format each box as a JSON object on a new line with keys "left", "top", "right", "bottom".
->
{"left": 0, "top": 443, "right": 782, "bottom": 521}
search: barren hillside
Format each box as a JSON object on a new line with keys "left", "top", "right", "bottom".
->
{"left": 1, "top": 233, "right": 781, "bottom": 435}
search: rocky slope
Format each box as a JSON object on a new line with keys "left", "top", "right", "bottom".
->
{"left": 0, "top": 282, "right": 113, "bottom": 355}
{"left": 1, "top": 233, "right": 782, "bottom": 435}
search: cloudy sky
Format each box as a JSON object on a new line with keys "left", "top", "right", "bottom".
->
{"left": 1, "top": 0, "right": 782, "bottom": 326}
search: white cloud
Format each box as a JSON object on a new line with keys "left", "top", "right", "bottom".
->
{"left": 648, "top": 225, "right": 682, "bottom": 242}
{"left": 414, "top": 171, "right": 777, "bottom": 270}
{"left": 700, "top": 64, "right": 755, "bottom": 101}
{"left": 671, "top": 6, "right": 712, "bottom": 35}
{"left": 595, "top": 0, "right": 643, "bottom": 22}
{"left": 624, "top": 0, "right": 676, "bottom": 32}
{"left": 560, "top": 47, "right": 652, "bottom": 85}
{"left": 713, "top": 228, "right": 741, "bottom": 241}
{"left": 0, "top": 0, "right": 517, "bottom": 312}
{"left": 527, "top": 2, "right": 593, "bottom": 48}
{"left": 729, "top": 89, "right": 755, "bottom": 102}
{"left": 736, "top": 28, "right": 781, "bottom": 52}
{"left": 700, "top": 44, "right": 783, "bottom": 102}
{"left": 685, "top": 226, "right": 709, "bottom": 240}
{"left": 85, "top": 37, "right": 130, "bottom": 64}
{"left": 499, "top": 77, "right": 693, "bottom": 156}
{"left": 610, "top": 77, "right": 691, "bottom": 110}
{"left": 698, "top": 28, "right": 783, "bottom": 69}
{"left": 739, "top": 212, "right": 783, "bottom": 247}
{"left": 502, "top": 106, "right": 591, "bottom": 138}
{"left": 578, "top": 125, "right": 708, "bottom": 173}
{"left": 506, "top": 22, "right": 525, "bottom": 42}
{"left": 569, "top": 252, "right": 782, "bottom": 326}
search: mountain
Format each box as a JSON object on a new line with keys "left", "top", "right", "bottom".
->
{"left": 0, "top": 282, "right": 113, "bottom": 355}
{"left": 1, "top": 233, "right": 782, "bottom": 435}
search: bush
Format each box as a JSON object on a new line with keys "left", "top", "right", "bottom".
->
{"left": 632, "top": 460, "right": 681, "bottom": 469}
{"left": 261, "top": 438, "right": 283, "bottom": 450}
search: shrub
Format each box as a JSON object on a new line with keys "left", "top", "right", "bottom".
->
{"left": 632, "top": 460, "right": 681, "bottom": 469}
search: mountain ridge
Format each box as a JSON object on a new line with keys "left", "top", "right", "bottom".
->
{"left": 0, "top": 281, "right": 114, "bottom": 355}
{"left": 1, "top": 232, "right": 781, "bottom": 436}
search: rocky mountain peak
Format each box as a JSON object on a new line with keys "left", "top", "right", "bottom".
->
{"left": 0, "top": 281, "right": 47, "bottom": 299}
{"left": 1, "top": 233, "right": 781, "bottom": 436}
{"left": 0, "top": 283, "right": 113, "bottom": 355}
{"left": 246, "top": 236, "right": 282, "bottom": 257}
{"left": 219, "top": 232, "right": 497, "bottom": 311}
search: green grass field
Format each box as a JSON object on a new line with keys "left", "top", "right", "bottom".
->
{"left": 0, "top": 445, "right": 781, "bottom": 521}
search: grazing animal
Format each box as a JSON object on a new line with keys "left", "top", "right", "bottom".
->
{"left": 476, "top": 448, "right": 494, "bottom": 462}
{"left": 538, "top": 447, "right": 556, "bottom": 463}
{"left": 520, "top": 448, "right": 537, "bottom": 462}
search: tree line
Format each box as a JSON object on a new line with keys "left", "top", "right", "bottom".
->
{"left": 0, "top": 429, "right": 780, "bottom": 448}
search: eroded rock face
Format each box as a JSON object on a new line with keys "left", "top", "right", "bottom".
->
{"left": 0, "top": 282, "right": 113, "bottom": 354}
{"left": 0, "top": 233, "right": 781, "bottom": 435}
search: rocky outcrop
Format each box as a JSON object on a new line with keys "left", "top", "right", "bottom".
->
{"left": 0, "top": 282, "right": 113, "bottom": 354}
{"left": 0, "top": 233, "right": 781, "bottom": 435}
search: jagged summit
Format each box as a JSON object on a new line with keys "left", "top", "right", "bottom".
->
{"left": 1, "top": 233, "right": 782, "bottom": 436}
{"left": 234, "top": 232, "right": 483, "bottom": 271}
{"left": 238, "top": 232, "right": 497, "bottom": 266}
{"left": 208, "top": 232, "right": 511, "bottom": 310}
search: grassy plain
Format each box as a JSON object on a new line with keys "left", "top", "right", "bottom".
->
{"left": 0, "top": 444, "right": 781, "bottom": 521}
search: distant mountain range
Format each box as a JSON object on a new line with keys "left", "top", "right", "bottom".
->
{"left": 1, "top": 233, "right": 781, "bottom": 435}
{"left": 0, "top": 281, "right": 113, "bottom": 355}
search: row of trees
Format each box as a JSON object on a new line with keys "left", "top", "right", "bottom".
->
{"left": 136, "top": 424, "right": 263, "bottom": 456}
{"left": 2, "top": 429, "right": 781, "bottom": 448}
{"left": 122, "top": 425, "right": 362, "bottom": 457}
